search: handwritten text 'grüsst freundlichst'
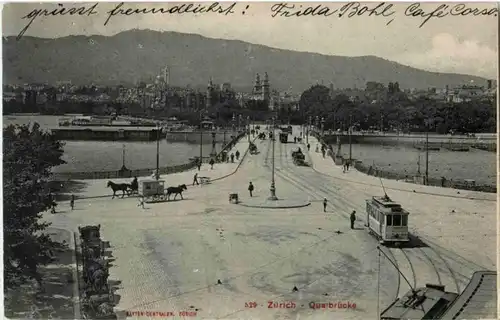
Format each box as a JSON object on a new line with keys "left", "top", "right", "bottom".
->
{"left": 17, "top": 2, "right": 498, "bottom": 40}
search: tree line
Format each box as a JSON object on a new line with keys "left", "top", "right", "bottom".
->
{"left": 295, "top": 84, "right": 496, "bottom": 134}
{"left": 3, "top": 123, "right": 65, "bottom": 289}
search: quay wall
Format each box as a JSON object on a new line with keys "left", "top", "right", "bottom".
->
{"left": 165, "top": 130, "right": 241, "bottom": 144}
{"left": 50, "top": 132, "right": 245, "bottom": 180}
{"left": 312, "top": 132, "right": 497, "bottom": 193}
{"left": 321, "top": 133, "right": 497, "bottom": 148}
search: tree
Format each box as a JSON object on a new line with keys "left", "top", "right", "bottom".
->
{"left": 298, "top": 85, "right": 332, "bottom": 116}
{"left": 3, "top": 123, "right": 66, "bottom": 289}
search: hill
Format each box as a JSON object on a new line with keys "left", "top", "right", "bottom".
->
{"left": 3, "top": 29, "right": 488, "bottom": 92}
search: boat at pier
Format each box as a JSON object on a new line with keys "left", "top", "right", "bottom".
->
{"left": 58, "top": 115, "right": 158, "bottom": 127}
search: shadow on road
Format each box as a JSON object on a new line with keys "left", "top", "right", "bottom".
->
{"left": 4, "top": 229, "right": 75, "bottom": 319}
{"left": 49, "top": 180, "right": 88, "bottom": 201}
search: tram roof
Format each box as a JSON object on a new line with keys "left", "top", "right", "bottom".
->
{"left": 369, "top": 196, "right": 409, "bottom": 214}
{"left": 380, "top": 285, "right": 458, "bottom": 320}
{"left": 440, "top": 271, "right": 497, "bottom": 320}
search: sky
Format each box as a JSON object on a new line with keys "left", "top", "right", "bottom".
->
{"left": 2, "top": 1, "right": 498, "bottom": 79}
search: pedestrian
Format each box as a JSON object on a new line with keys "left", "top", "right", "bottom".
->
{"left": 70, "top": 194, "right": 75, "bottom": 210}
{"left": 137, "top": 197, "right": 145, "bottom": 209}
{"left": 441, "top": 176, "right": 446, "bottom": 187}
{"left": 350, "top": 210, "right": 356, "bottom": 229}
{"left": 346, "top": 160, "right": 350, "bottom": 171}
{"left": 235, "top": 150, "right": 240, "bottom": 161}
{"left": 248, "top": 182, "right": 254, "bottom": 197}
{"left": 307, "top": 143, "right": 310, "bottom": 151}
{"left": 323, "top": 198, "right": 327, "bottom": 212}
{"left": 193, "top": 173, "right": 199, "bottom": 185}
{"left": 209, "top": 158, "right": 215, "bottom": 170}
{"left": 197, "top": 159, "right": 202, "bottom": 171}
{"left": 343, "top": 162, "right": 346, "bottom": 173}
{"left": 230, "top": 153, "right": 235, "bottom": 163}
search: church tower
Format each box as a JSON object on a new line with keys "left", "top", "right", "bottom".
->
{"left": 262, "top": 72, "right": 270, "bottom": 101}
{"left": 164, "top": 65, "right": 170, "bottom": 87}
{"left": 206, "top": 77, "right": 213, "bottom": 109}
{"left": 253, "top": 73, "right": 262, "bottom": 95}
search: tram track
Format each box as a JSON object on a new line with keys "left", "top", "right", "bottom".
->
{"left": 416, "top": 247, "right": 443, "bottom": 286}
{"left": 262, "top": 135, "right": 483, "bottom": 299}
{"left": 399, "top": 248, "right": 417, "bottom": 289}
{"left": 379, "top": 246, "right": 402, "bottom": 303}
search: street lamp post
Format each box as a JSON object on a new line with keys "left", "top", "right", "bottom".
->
{"left": 210, "top": 131, "right": 217, "bottom": 158}
{"left": 269, "top": 116, "right": 278, "bottom": 200}
{"left": 321, "top": 117, "right": 325, "bottom": 137}
{"left": 247, "top": 116, "right": 251, "bottom": 143}
{"left": 122, "top": 144, "right": 126, "bottom": 169}
{"left": 349, "top": 113, "right": 353, "bottom": 162}
{"left": 199, "top": 111, "right": 203, "bottom": 170}
{"left": 425, "top": 120, "right": 430, "bottom": 185}
{"left": 155, "top": 124, "right": 160, "bottom": 180}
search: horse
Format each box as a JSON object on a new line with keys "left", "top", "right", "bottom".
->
{"left": 107, "top": 181, "right": 130, "bottom": 199}
{"left": 166, "top": 184, "right": 187, "bottom": 201}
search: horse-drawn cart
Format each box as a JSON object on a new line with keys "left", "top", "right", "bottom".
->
{"left": 291, "top": 148, "right": 307, "bottom": 166}
{"left": 139, "top": 179, "right": 167, "bottom": 203}
{"left": 249, "top": 142, "right": 258, "bottom": 154}
{"left": 138, "top": 179, "right": 188, "bottom": 203}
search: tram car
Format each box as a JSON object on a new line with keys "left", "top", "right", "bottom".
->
{"left": 139, "top": 179, "right": 167, "bottom": 203}
{"left": 366, "top": 195, "right": 409, "bottom": 244}
{"left": 279, "top": 132, "right": 289, "bottom": 143}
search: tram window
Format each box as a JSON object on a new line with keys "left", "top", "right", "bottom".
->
{"left": 402, "top": 215, "right": 408, "bottom": 226}
{"left": 386, "top": 215, "right": 392, "bottom": 226}
{"left": 393, "top": 214, "right": 401, "bottom": 226}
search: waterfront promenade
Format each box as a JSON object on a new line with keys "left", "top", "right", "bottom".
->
{"left": 42, "top": 131, "right": 496, "bottom": 319}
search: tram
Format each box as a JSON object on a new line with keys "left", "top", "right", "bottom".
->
{"left": 279, "top": 132, "right": 289, "bottom": 143}
{"left": 366, "top": 195, "right": 409, "bottom": 245}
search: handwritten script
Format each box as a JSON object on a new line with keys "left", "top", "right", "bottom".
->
{"left": 17, "top": 2, "right": 498, "bottom": 40}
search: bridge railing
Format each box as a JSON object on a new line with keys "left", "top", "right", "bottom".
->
{"left": 353, "top": 161, "right": 496, "bottom": 193}
{"left": 311, "top": 131, "right": 496, "bottom": 193}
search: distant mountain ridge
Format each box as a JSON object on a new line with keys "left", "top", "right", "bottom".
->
{"left": 3, "top": 29, "right": 489, "bottom": 92}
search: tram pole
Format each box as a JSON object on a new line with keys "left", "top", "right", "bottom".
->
{"left": 377, "top": 249, "right": 381, "bottom": 320}
{"left": 425, "top": 122, "right": 429, "bottom": 185}
{"left": 199, "top": 111, "right": 203, "bottom": 170}
{"left": 155, "top": 124, "right": 160, "bottom": 180}
{"left": 349, "top": 113, "right": 353, "bottom": 162}
{"left": 269, "top": 116, "right": 278, "bottom": 200}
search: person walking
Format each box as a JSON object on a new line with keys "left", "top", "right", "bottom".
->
{"left": 235, "top": 150, "right": 240, "bottom": 161}
{"left": 209, "top": 158, "right": 215, "bottom": 170}
{"left": 193, "top": 173, "right": 199, "bottom": 186}
{"left": 70, "top": 194, "right": 75, "bottom": 211}
{"left": 350, "top": 210, "right": 356, "bottom": 229}
{"left": 323, "top": 198, "right": 328, "bottom": 212}
{"left": 248, "top": 182, "right": 254, "bottom": 197}
{"left": 137, "top": 197, "right": 145, "bottom": 209}
{"left": 230, "top": 153, "right": 235, "bottom": 163}
{"left": 346, "top": 160, "right": 350, "bottom": 171}
{"left": 197, "top": 159, "right": 202, "bottom": 171}
{"left": 307, "top": 143, "right": 310, "bottom": 151}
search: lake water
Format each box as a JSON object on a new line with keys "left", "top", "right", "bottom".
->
{"left": 3, "top": 115, "right": 226, "bottom": 173}
{"left": 336, "top": 143, "right": 496, "bottom": 185}
{"left": 4, "top": 116, "right": 496, "bottom": 185}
